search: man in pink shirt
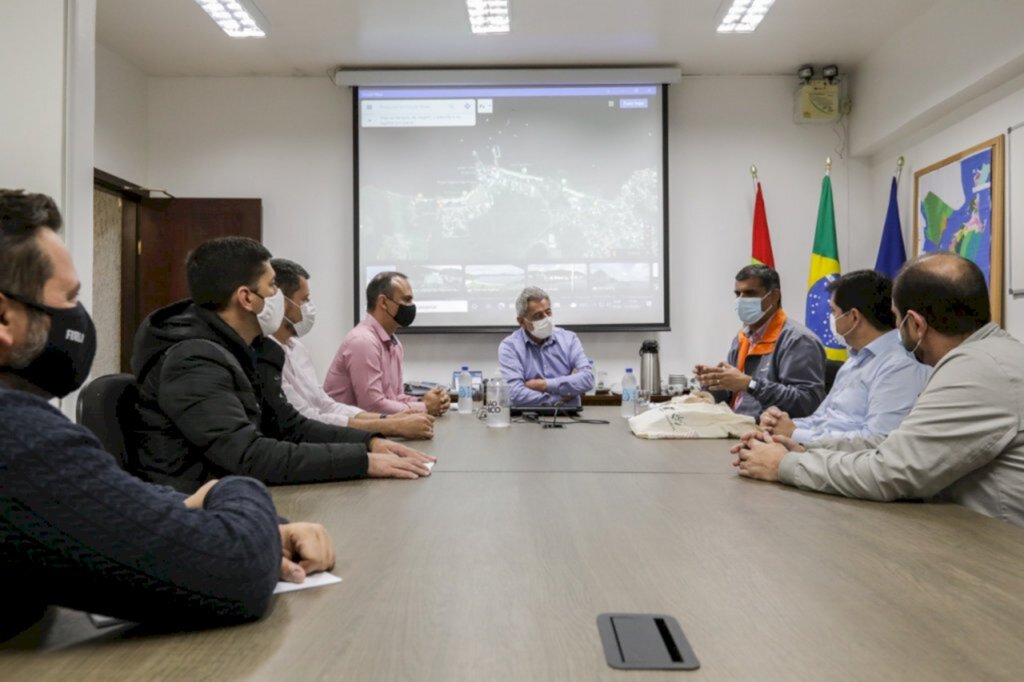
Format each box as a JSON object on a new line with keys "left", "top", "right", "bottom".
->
{"left": 325, "top": 272, "right": 449, "bottom": 416}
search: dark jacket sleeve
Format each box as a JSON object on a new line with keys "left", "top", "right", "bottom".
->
{"left": 158, "top": 342, "right": 369, "bottom": 486}
{"left": 749, "top": 329, "right": 826, "bottom": 418}
{"left": 0, "top": 394, "right": 281, "bottom": 637}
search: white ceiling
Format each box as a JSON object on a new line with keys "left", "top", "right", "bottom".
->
{"left": 97, "top": 0, "right": 938, "bottom": 77}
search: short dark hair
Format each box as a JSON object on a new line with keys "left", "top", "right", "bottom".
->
{"left": 0, "top": 189, "right": 63, "bottom": 303}
{"left": 735, "top": 264, "right": 780, "bottom": 292}
{"left": 893, "top": 254, "right": 990, "bottom": 335}
{"left": 270, "top": 258, "right": 310, "bottom": 299}
{"left": 366, "top": 271, "right": 408, "bottom": 312}
{"left": 186, "top": 237, "right": 272, "bottom": 310}
{"left": 826, "top": 269, "right": 896, "bottom": 330}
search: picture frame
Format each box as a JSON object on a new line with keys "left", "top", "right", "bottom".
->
{"left": 913, "top": 135, "right": 1004, "bottom": 325}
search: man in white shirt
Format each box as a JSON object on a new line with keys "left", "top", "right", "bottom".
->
{"left": 759, "top": 270, "right": 930, "bottom": 442}
{"left": 269, "top": 259, "right": 434, "bottom": 440}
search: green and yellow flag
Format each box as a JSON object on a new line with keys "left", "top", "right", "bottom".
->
{"left": 805, "top": 174, "right": 847, "bottom": 362}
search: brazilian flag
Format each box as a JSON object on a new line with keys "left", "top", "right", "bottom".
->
{"left": 805, "top": 174, "right": 847, "bottom": 362}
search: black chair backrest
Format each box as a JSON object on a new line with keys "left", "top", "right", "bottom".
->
{"left": 76, "top": 373, "right": 139, "bottom": 469}
{"left": 824, "top": 359, "right": 844, "bottom": 394}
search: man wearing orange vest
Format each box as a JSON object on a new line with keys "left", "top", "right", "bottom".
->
{"left": 694, "top": 264, "right": 826, "bottom": 421}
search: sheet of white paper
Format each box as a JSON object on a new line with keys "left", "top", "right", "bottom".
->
{"left": 273, "top": 571, "right": 342, "bottom": 594}
{"left": 88, "top": 613, "right": 128, "bottom": 628}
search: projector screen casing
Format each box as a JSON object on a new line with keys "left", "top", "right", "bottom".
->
{"left": 352, "top": 83, "right": 670, "bottom": 334}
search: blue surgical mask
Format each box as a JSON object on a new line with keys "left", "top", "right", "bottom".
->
{"left": 735, "top": 294, "right": 770, "bottom": 325}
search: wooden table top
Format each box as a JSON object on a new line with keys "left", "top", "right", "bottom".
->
{"left": 4, "top": 408, "right": 1024, "bottom": 681}
{"left": 422, "top": 406, "right": 734, "bottom": 473}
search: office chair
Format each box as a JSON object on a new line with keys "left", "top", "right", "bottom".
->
{"left": 76, "top": 373, "right": 139, "bottom": 470}
{"left": 824, "top": 359, "right": 844, "bottom": 394}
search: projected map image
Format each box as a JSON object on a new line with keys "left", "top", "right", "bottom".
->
{"left": 358, "top": 85, "right": 666, "bottom": 328}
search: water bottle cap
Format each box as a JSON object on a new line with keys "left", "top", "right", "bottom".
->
{"left": 461, "top": 366, "right": 469, "bottom": 371}
{"left": 626, "top": 368, "right": 633, "bottom": 373}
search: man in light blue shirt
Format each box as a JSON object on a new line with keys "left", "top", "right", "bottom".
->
{"left": 499, "top": 286, "right": 594, "bottom": 407}
{"left": 761, "top": 270, "right": 930, "bottom": 443}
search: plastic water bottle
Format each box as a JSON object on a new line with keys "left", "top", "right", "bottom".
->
{"left": 621, "top": 368, "right": 637, "bottom": 418}
{"left": 486, "top": 372, "right": 510, "bottom": 428}
{"left": 458, "top": 366, "right": 474, "bottom": 415}
{"left": 586, "top": 360, "right": 597, "bottom": 395}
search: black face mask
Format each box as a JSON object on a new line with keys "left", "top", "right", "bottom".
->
{"left": 386, "top": 298, "right": 417, "bottom": 328}
{"left": 1, "top": 292, "right": 97, "bottom": 398}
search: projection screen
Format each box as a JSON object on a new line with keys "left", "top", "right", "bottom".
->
{"left": 354, "top": 81, "right": 669, "bottom": 332}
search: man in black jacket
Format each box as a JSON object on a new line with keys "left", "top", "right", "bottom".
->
{"left": 0, "top": 189, "right": 333, "bottom": 641}
{"left": 130, "top": 237, "right": 435, "bottom": 493}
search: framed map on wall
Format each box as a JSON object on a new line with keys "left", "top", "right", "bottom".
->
{"left": 914, "top": 135, "right": 1005, "bottom": 325}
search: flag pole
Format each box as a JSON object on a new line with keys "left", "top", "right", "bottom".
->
{"left": 825, "top": 156, "right": 832, "bottom": 176}
{"left": 895, "top": 155, "right": 904, "bottom": 186}
{"left": 750, "top": 164, "right": 758, "bottom": 190}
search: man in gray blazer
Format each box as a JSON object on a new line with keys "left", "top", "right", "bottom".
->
{"left": 732, "top": 253, "right": 1024, "bottom": 527}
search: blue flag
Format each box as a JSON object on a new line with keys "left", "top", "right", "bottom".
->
{"left": 875, "top": 177, "right": 907, "bottom": 278}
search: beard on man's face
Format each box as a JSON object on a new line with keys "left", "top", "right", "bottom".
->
{"left": 7, "top": 311, "right": 49, "bottom": 369}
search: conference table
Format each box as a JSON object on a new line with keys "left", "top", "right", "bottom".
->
{"left": 4, "top": 407, "right": 1024, "bottom": 680}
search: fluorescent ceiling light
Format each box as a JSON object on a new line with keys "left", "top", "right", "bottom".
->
{"left": 716, "top": 0, "right": 775, "bottom": 33}
{"left": 466, "top": 0, "right": 510, "bottom": 35}
{"left": 194, "top": 0, "right": 268, "bottom": 38}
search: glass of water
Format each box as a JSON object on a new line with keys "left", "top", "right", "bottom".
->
{"left": 635, "top": 389, "right": 652, "bottom": 414}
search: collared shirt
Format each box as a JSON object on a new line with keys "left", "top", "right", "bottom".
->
{"left": 499, "top": 326, "right": 594, "bottom": 407}
{"left": 780, "top": 322, "right": 1024, "bottom": 526}
{"left": 324, "top": 315, "right": 425, "bottom": 414}
{"left": 269, "top": 336, "right": 364, "bottom": 427}
{"left": 791, "top": 330, "right": 931, "bottom": 442}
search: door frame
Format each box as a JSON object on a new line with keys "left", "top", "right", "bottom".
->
{"left": 94, "top": 168, "right": 144, "bottom": 372}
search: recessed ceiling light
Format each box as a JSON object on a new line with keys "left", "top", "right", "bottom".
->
{"left": 466, "top": 0, "right": 510, "bottom": 35}
{"left": 193, "top": 0, "right": 268, "bottom": 38}
{"left": 715, "top": 0, "right": 775, "bottom": 33}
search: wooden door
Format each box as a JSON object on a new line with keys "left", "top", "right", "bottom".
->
{"left": 121, "top": 198, "right": 261, "bottom": 368}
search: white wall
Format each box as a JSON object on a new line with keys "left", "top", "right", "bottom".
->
{"left": 0, "top": 0, "right": 66, "bottom": 199}
{"left": 1, "top": 0, "right": 95, "bottom": 416}
{"left": 851, "top": 0, "right": 1024, "bottom": 158}
{"left": 147, "top": 77, "right": 353, "bottom": 377}
{"left": 141, "top": 73, "right": 869, "bottom": 386}
{"left": 95, "top": 42, "right": 148, "bottom": 184}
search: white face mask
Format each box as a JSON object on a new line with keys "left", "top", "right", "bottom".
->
{"left": 829, "top": 309, "right": 855, "bottom": 346}
{"left": 529, "top": 315, "right": 554, "bottom": 340}
{"left": 286, "top": 297, "right": 317, "bottom": 338}
{"left": 897, "top": 314, "right": 924, "bottom": 362}
{"left": 256, "top": 288, "right": 286, "bottom": 337}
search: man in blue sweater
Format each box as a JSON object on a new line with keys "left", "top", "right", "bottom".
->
{"left": 0, "top": 189, "right": 332, "bottom": 641}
